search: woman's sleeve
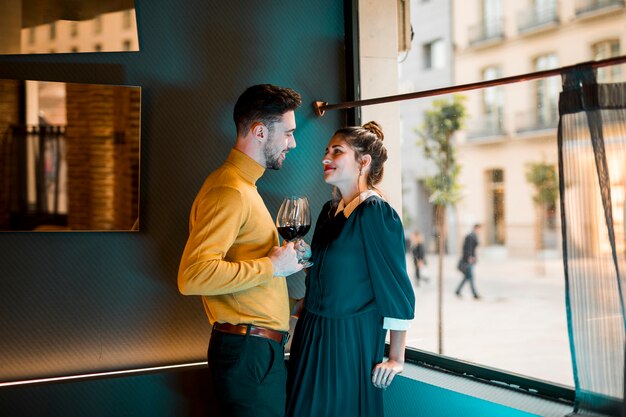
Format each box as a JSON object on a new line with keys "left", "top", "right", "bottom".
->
{"left": 358, "top": 198, "right": 416, "bottom": 326}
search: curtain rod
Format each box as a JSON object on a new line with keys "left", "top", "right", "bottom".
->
{"left": 313, "top": 55, "right": 626, "bottom": 117}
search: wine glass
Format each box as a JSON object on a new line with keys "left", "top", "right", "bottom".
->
{"left": 276, "top": 196, "right": 313, "bottom": 268}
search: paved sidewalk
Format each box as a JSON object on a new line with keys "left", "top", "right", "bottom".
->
{"left": 404, "top": 252, "right": 574, "bottom": 387}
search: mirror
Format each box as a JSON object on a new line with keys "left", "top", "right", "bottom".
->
{"left": 0, "top": 0, "right": 138, "bottom": 54}
{"left": 0, "top": 79, "right": 141, "bottom": 231}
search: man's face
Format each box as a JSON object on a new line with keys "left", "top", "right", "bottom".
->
{"left": 263, "top": 111, "right": 296, "bottom": 170}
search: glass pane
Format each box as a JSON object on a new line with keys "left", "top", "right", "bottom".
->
{"left": 398, "top": 78, "right": 572, "bottom": 386}
{"left": 0, "top": 79, "right": 141, "bottom": 231}
{"left": 0, "top": 0, "right": 139, "bottom": 54}
{"left": 361, "top": 0, "right": 626, "bottom": 389}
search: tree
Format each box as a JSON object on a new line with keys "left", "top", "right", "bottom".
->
{"left": 525, "top": 161, "right": 558, "bottom": 252}
{"left": 416, "top": 95, "right": 467, "bottom": 354}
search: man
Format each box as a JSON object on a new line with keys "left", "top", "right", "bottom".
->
{"left": 455, "top": 224, "right": 481, "bottom": 299}
{"left": 178, "top": 84, "right": 304, "bottom": 417}
{"left": 410, "top": 231, "right": 427, "bottom": 286}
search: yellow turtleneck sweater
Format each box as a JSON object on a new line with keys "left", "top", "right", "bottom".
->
{"left": 178, "top": 149, "right": 289, "bottom": 331}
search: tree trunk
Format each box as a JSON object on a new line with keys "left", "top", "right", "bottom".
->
{"left": 436, "top": 204, "right": 446, "bottom": 354}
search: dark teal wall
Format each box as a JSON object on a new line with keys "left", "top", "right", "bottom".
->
{"left": 0, "top": 0, "right": 348, "bottom": 384}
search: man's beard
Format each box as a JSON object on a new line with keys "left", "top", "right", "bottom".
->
{"left": 264, "top": 144, "right": 283, "bottom": 170}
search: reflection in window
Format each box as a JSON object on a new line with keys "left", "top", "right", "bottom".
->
{"left": 0, "top": 80, "right": 141, "bottom": 231}
{"left": 17, "top": 6, "right": 139, "bottom": 55}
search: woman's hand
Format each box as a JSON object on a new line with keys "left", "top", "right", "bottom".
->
{"left": 371, "top": 359, "right": 404, "bottom": 390}
{"left": 294, "top": 239, "right": 312, "bottom": 265}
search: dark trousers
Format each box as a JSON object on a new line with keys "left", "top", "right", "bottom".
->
{"left": 208, "top": 330, "right": 287, "bottom": 417}
{"left": 455, "top": 263, "right": 478, "bottom": 297}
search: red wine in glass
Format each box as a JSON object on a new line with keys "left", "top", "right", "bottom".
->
{"left": 276, "top": 196, "right": 313, "bottom": 267}
{"left": 277, "top": 225, "right": 298, "bottom": 241}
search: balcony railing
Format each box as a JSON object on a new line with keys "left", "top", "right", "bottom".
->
{"left": 517, "top": 5, "right": 559, "bottom": 33}
{"left": 515, "top": 111, "right": 558, "bottom": 133}
{"left": 466, "top": 114, "right": 505, "bottom": 139}
{"left": 468, "top": 18, "right": 504, "bottom": 46}
{"left": 575, "top": 0, "right": 625, "bottom": 16}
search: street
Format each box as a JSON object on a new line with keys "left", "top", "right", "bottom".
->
{"left": 405, "top": 251, "right": 574, "bottom": 387}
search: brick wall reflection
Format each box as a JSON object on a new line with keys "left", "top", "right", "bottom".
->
{"left": 65, "top": 84, "right": 140, "bottom": 230}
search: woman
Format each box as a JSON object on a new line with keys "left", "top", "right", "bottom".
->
{"left": 286, "top": 122, "right": 415, "bottom": 417}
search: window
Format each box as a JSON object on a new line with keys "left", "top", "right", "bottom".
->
{"left": 482, "top": 66, "right": 504, "bottom": 134}
{"left": 593, "top": 40, "right": 621, "bottom": 82}
{"left": 49, "top": 22, "right": 56, "bottom": 40}
{"left": 534, "top": 53, "right": 559, "bottom": 127}
{"left": 482, "top": 0, "right": 503, "bottom": 38}
{"left": 486, "top": 168, "right": 506, "bottom": 245}
{"left": 357, "top": 0, "right": 626, "bottom": 398}
{"left": 422, "top": 39, "right": 445, "bottom": 69}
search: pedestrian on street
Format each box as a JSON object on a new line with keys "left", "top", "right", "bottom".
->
{"left": 410, "top": 231, "right": 428, "bottom": 285}
{"left": 455, "top": 224, "right": 481, "bottom": 299}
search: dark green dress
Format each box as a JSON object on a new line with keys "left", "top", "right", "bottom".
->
{"left": 286, "top": 196, "right": 415, "bottom": 417}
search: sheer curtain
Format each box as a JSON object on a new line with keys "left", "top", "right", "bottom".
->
{"left": 558, "top": 65, "right": 626, "bottom": 416}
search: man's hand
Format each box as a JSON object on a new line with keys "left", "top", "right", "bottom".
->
{"left": 268, "top": 242, "right": 303, "bottom": 277}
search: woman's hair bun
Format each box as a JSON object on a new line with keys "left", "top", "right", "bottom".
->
{"left": 362, "top": 121, "right": 384, "bottom": 141}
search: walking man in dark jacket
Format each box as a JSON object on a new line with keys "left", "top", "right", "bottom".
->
{"left": 455, "top": 224, "right": 481, "bottom": 299}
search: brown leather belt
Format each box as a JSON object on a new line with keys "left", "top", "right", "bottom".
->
{"left": 212, "top": 322, "right": 289, "bottom": 346}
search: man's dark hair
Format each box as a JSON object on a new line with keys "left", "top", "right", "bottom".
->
{"left": 233, "top": 84, "right": 302, "bottom": 135}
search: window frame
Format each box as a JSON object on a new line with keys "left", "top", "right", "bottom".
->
{"left": 349, "top": 0, "right": 577, "bottom": 405}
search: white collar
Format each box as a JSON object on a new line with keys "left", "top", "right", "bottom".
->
{"left": 335, "top": 189, "right": 381, "bottom": 218}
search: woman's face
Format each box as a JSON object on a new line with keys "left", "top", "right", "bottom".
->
{"left": 322, "top": 134, "right": 360, "bottom": 187}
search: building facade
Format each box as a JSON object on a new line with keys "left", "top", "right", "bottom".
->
{"left": 452, "top": 0, "right": 625, "bottom": 256}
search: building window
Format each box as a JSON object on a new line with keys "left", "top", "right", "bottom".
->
{"left": 482, "top": 0, "right": 503, "bottom": 38}
{"left": 482, "top": 66, "right": 504, "bottom": 134}
{"left": 70, "top": 22, "right": 78, "bottom": 38}
{"left": 487, "top": 168, "right": 506, "bottom": 245}
{"left": 423, "top": 39, "right": 445, "bottom": 69}
{"left": 593, "top": 40, "right": 621, "bottom": 82}
{"left": 534, "top": 53, "right": 559, "bottom": 127}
